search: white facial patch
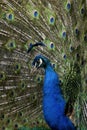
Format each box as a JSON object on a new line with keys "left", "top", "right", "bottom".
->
{"left": 38, "top": 58, "right": 42, "bottom": 67}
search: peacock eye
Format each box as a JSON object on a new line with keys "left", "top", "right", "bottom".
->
{"left": 37, "top": 59, "right": 40, "bottom": 64}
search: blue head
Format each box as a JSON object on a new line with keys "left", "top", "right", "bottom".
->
{"left": 32, "top": 54, "right": 51, "bottom": 69}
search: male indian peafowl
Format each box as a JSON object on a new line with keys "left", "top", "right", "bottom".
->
{"left": 32, "top": 54, "right": 76, "bottom": 130}
{"left": 0, "top": 0, "right": 87, "bottom": 130}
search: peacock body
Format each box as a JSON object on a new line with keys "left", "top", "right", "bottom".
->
{"left": 32, "top": 54, "right": 76, "bottom": 130}
{"left": 0, "top": 0, "right": 87, "bottom": 130}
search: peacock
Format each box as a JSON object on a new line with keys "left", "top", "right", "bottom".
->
{"left": 32, "top": 54, "right": 76, "bottom": 130}
{"left": 0, "top": 0, "right": 87, "bottom": 130}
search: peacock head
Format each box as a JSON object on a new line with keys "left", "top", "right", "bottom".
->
{"left": 32, "top": 54, "right": 51, "bottom": 69}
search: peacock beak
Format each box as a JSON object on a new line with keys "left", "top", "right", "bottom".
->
{"left": 30, "top": 63, "right": 38, "bottom": 74}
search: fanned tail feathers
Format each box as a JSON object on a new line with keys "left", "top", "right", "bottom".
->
{"left": 0, "top": 0, "right": 87, "bottom": 129}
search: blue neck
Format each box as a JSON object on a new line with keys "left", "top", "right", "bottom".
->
{"left": 43, "top": 65, "right": 61, "bottom": 95}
